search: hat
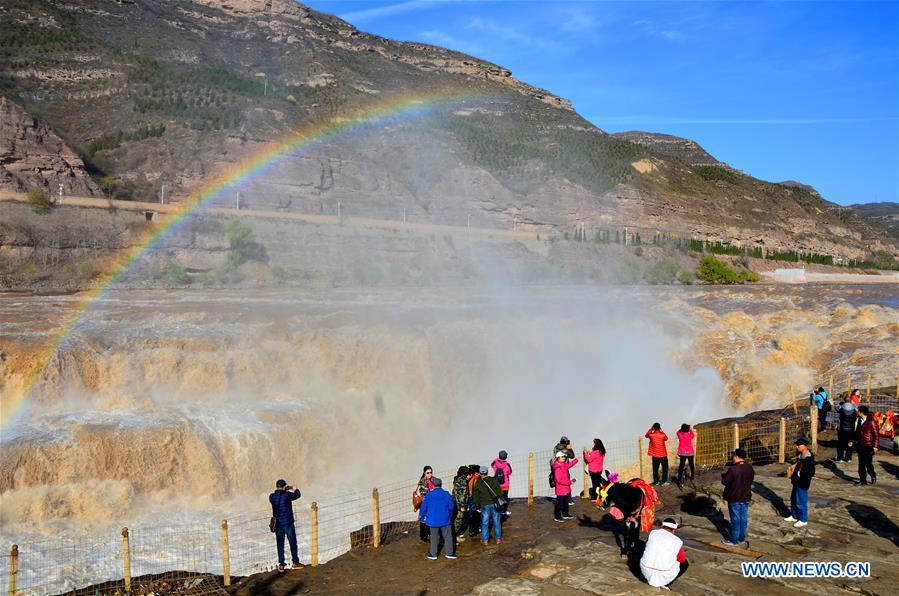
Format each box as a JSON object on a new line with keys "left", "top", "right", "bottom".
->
{"left": 794, "top": 437, "right": 809, "bottom": 446}
{"left": 560, "top": 436, "right": 569, "bottom": 443}
{"left": 480, "top": 466, "right": 488, "bottom": 474}
{"left": 432, "top": 477, "right": 443, "bottom": 487}
{"left": 555, "top": 451, "right": 567, "bottom": 459}
{"left": 732, "top": 448, "right": 747, "bottom": 459}
{"left": 498, "top": 450, "right": 508, "bottom": 459}
{"left": 661, "top": 518, "right": 678, "bottom": 529}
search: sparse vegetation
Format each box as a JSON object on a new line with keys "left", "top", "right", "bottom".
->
{"left": 644, "top": 258, "right": 679, "bottom": 284}
{"left": 223, "top": 220, "right": 266, "bottom": 271}
{"left": 28, "top": 187, "right": 52, "bottom": 212}
{"left": 695, "top": 256, "right": 759, "bottom": 284}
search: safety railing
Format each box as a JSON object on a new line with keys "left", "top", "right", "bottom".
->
{"left": 2, "top": 379, "right": 896, "bottom": 595}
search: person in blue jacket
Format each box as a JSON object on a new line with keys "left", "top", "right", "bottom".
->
{"left": 270, "top": 479, "right": 303, "bottom": 571}
{"left": 419, "top": 477, "right": 457, "bottom": 560}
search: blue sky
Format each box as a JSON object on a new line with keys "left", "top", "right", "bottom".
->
{"left": 305, "top": 0, "right": 898, "bottom": 205}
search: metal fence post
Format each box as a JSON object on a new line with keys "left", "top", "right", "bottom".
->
{"left": 310, "top": 502, "right": 319, "bottom": 567}
{"left": 220, "top": 520, "right": 230, "bottom": 587}
{"left": 733, "top": 423, "right": 740, "bottom": 451}
{"left": 121, "top": 528, "right": 131, "bottom": 594}
{"left": 372, "top": 488, "right": 381, "bottom": 548}
{"left": 778, "top": 417, "right": 786, "bottom": 464}
{"left": 527, "top": 452, "right": 534, "bottom": 507}
{"left": 638, "top": 438, "right": 646, "bottom": 479}
{"left": 810, "top": 405, "right": 818, "bottom": 454}
{"left": 8, "top": 544, "right": 17, "bottom": 596}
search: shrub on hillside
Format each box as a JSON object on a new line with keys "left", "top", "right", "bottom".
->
{"left": 28, "top": 187, "right": 52, "bottom": 212}
{"left": 695, "top": 256, "right": 740, "bottom": 284}
{"left": 644, "top": 258, "right": 679, "bottom": 284}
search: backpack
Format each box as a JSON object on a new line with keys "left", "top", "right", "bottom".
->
{"left": 548, "top": 469, "right": 556, "bottom": 488}
{"left": 495, "top": 467, "right": 506, "bottom": 486}
{"left": 822, "top": 399, "right": 832, "bottom": 412}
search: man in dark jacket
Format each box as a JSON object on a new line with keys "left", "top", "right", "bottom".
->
{"left": 269, "top": 479, "right": 303, "bottom": 570}
{"left": 849, "top": 405, "right": 878, "bottom": 485}
{"left": 784, "top": 438, "right": 815, "bottom": 528}
{"left": 835, "top": 396, "right": 857, "bottom": 463}
{"left": 554, "top": 436, "right": 576, "bottom": 460}
{"left": 472, "top": 467, "right": 503, "bottom": 545}
{"left": 602, "top": 481, "right": 645, "bottom": 557}
{"left": 420, "top": 478, "right": 457, "bottom": 560}
{"left": 720, "top": 448, "right": 754, "bottom": 546}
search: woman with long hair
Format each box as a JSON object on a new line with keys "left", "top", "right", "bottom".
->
{"left": 676, "top": 423, "right": 695, "bottom": 488}
{"left": 415, "top": 465, "right": 435, "bottom": 542}
{"left": 584, "top": 438, "right": 607, "bottom": 500}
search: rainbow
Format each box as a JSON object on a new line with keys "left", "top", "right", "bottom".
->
{"left": 0, "top": 87, "right": 495, "bottom": 429}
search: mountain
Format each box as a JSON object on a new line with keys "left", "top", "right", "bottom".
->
{"left": 849, "top": 202, "right": 899, "bottom": 240}
{"left": 0, "top": 0, "right": 897, "bottom": 264}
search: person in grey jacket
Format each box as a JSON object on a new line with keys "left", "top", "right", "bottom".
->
{"left": 835, "top": 395, "right": 857, "bottom": 463}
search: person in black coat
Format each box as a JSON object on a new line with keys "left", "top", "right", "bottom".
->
{"left": 602, "top": 481, "right": 645, "bottom": 557}
{"left": 784, "top": 438, "right": 815, "bottom": 528}
{"left": 270, "top": 479, "right": 303, "bottom": 570}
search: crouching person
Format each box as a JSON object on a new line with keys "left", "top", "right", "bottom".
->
{"left": 640, "top": 518, "right": 688, "bottom": 589}
{"left": 420, "top": 477, "right": 457, "bottom": 560}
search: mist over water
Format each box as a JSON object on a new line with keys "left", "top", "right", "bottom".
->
{"left": 2, "top": 282, "right": 896, "bottom": 543}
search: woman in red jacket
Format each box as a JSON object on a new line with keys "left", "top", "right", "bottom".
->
{"left": 646, "top": 423, "right": 669, "bottom": 486}
{"left": 552, "top": 452, "right": 580, "bottom": 522}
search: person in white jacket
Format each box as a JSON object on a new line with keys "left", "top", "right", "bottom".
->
{"left": 640, "top": 518, "right": 689, "bottom": 589}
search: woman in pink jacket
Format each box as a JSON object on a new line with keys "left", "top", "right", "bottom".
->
{"left": 675, "top": 424, "right": 695, "bottom": 488}
{"left": 552, "top": 452, "right": 579, "bottom": 522}
{"left": 584, "top": 438, "right": 606, "bottom": 500}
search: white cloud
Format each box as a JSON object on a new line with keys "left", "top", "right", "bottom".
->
{"left": 419, "top": 29, "right": 482, "bottom": 55}
{"left": 467, "top": 17, "right": 563, "bottom": 52}
{"left": 560, "top": 8, "right": 598, "bottom": 33}
{"left": 339, "top": 0, "right": 446, "bottom": 25}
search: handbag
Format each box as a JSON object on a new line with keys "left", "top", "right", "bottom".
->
{"left": 482, "top": 478, "right": 509, "bottom": 513}
{"left": 412, "top": 492, "right": 424, "bottom": 511}
{"left": 269, "top": 517, "right": 277, "bottom": 533}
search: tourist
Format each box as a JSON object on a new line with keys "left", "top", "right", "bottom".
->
{"left": 467, "top": 464, "right": 482, "bottom": 537}
{"left": 817, "top": 386, "right": 831, "bottom": 431}
{"left": 640, "top": 518, "right": 689, "bottom": 589}
{"left": 810, "top": 389, "right": 826, "bottom": 431}
{"left": 784, "top": 438, "right": 815, "bottom": 528}
{"left": 850, "top": 388, "right": 861, "bottom": 406}
{"left": 583, "top": 439, "right": 606, "bottom": 500}
{"left": 472, "top": 466, "right": 503, "bottom": 544}
{"left": 269, "top": 479, "right": 304, "bottom": 571}
{"left": 554, "top": 436, "right": 576, "bottom": 460}
{"left": 675, "top": 424, "right": 695, "bottom": 488}
{"left": 552, "top": 451, "right": 579, "bottom": 522}
{"left": 835, "top": 394, "right": 857, "bottom": 463}
{"left": 645, "top": 423, "right": 669, "bottom": 485}
{"left": 601, "top": 480, "right": 645, "bottom": 557}
{"left": 451, "top": 466, "right": 471, "bottom": 542}
{"left": 491, "top": 450, "right": 513, "bottom": 499}
{"left": 415, "top": 466, "right": 435, "bottom": 542}
{"left": 849, "top": 405, "right": 878, "bottom": 485}
{"left": 420, "top": 477, "right": 457, "bottom": 560}
{"left": 553, "top": 436, "right": 576, "bottom": 504}
{"left": 720, "top": 448, "right": 754, "bottom": 546}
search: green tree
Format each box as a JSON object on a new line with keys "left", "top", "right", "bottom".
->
{"left": 100, "top": 176, "right": 117, "bottom": 199}
{"left": 644, "top": 259, "right": 679, "bottom": 284}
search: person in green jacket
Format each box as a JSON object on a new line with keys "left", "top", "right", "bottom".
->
{"left": 451, "top": 466, "right": 471, "bottom": 541}
{"left": 473, "top": 466, "right": 504, "bottom": 545}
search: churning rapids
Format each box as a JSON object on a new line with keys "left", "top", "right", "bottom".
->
{"left": 1, "top": 284, "right": 897, "bottom": 542}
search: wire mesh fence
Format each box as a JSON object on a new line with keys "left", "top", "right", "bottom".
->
{"left": 3, "top": 380, "right": 896, "bottom": 595}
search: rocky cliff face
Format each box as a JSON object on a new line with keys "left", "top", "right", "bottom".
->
{"left": 0, "top": 96, "right": 99, "bottom": 196}
{"left": 0, "top": 0, "right": 895, "bottom": 263}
